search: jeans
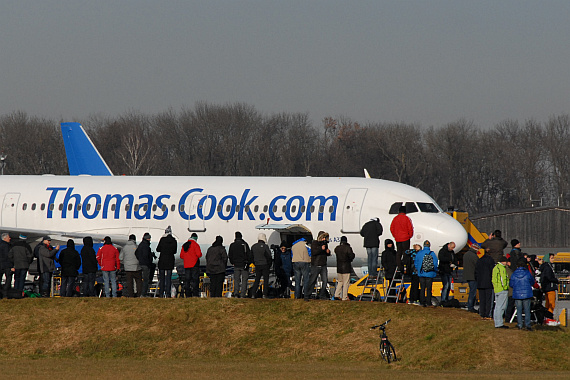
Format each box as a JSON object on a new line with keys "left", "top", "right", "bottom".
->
{"left": 184, "top": 266, "right": 201, "bottom": 297}
{"left": 209, "top": 272, "right": 225, "bottom": 297}
{"left": 102, "top": 270, "right": 117, "bottom": 297}
{"left": 41, "top": 272, "right": 52, "bottom": 296}
{"left": 467, "top": 280, "right": 477, "bottom": 310}
{"left": 515, "top": 298, "right": 532, "bottom": 328}
{"left": 83, "top": 272, "right": 96, "bottom": 297}
{"left": 494, "top": 290, "right": 508, "bottom": 327}
{"left": 409, "top": 274, "right": 420, "bottom": 303}
{"left": 158, "top": 269, "right": 173, "bottom": 298}
{"left": 60, "top": 276, "right": 76, "bottom": 297}
{"left": 293, "top": 262, "right": 310, "bottom": 299}
{"left": 366, "top": 247, "right": 379, "bottom": 278}
{"left": 1, "top": 268, "right": 13, "bottom": 296}
{"left": 396, "top": 240, "right": 410, "bottom": 272}
{"left": 14, "top": 268, "right": 28, "bottom": 291}
{"left": 125, "top": 271, "right": 142, "bottom": 297}
{"left": 419, "top": 276, "right": 433, "bottom": 306}
{"left": 281, "top": 253, "right": 292, "bottom": 289}
{"left": 251, "top": 264, "right": 270, "bottom": 298}
{"left": 334, "top": 273, "right": 350, "bottom": 300}
{"left": 305, "top": 265, "right": 328, "bottom": 300}
{"left": 233, "top": 267, "right": 249, "bottom": 298}
{"left": 478, "top": 288, "right": 494, "bottom": 318}
{"left": 140, "top": 265, "right": 150, "bottom": 297}
{"left": 440, "top": 273, "right": 452, "bottom": 302}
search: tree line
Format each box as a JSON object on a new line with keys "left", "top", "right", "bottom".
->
{"left": 1, "top": 104, "right": 569, "bottom": 215}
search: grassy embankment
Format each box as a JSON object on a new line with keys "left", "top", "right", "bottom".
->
{"left": 0, "top": 298, "right": 568, "bottom": 375}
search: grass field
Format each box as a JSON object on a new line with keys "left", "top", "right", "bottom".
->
{"left": 0, "top": 297, "right": 568, "bottom": 378}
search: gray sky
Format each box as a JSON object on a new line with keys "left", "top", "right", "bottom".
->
{"left": 2, "top": 1, "right": 569, "bottom": 128}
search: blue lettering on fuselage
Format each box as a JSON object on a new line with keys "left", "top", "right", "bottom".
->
{"left": 44, "top": 187, "right": 337, "bottom": 223}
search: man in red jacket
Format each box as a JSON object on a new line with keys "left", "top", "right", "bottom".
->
{"left": 97, "top": 236, "right": 121, "bottom": 297}
{"left": 390, "top": 205, "right": 414, "bottom": 274}
{"left": 180, "top": 233, "right": 203, "bottom": 297}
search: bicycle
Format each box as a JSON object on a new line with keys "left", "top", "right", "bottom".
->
{"left": 370, "top": 319, "right": 397, "bottom": 363}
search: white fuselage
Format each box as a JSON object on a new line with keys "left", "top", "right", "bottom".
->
{"left": 0, "top": 175, "right": 467, "bottom": 277}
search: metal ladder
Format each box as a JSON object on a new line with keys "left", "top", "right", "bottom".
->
{"left": 358, "top": 271, "right": 385, "bottom": 302}
{"left": 384, "top": 267, "right": 405, "bottom": 303}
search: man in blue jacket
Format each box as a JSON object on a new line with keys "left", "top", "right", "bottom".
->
{"left": 414, "top": 240, "right": 438, "bottom": 307}
{"left": 510, "top": 259, "right": 536, "bottom": 331}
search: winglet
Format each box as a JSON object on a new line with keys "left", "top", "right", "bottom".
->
{"left": 60, "top": 122, "right": 113, "bottom": 176}
{"left": 364, "top": 168, "right": 371, "bottom": 179}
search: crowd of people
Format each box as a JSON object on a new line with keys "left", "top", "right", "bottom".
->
{"left": 0, "top": 210, "right": 563, "bottom": 332}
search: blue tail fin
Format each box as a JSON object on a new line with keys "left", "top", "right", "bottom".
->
{"left": 60, "top": 122, "right": 113, "bottom": 176}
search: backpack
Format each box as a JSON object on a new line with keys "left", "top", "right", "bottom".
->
{"left": 421, "top": 253, "right": 434, "bottom": 273}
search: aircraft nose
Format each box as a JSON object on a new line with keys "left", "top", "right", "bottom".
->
{"left": 438, "top": 217, "right": 468, "bottom": 252}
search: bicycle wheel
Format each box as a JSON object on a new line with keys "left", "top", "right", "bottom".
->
{"left": 385, "top": 342, "right": 396, "bottom": 363}
{"left": 380, "top": 341, "right": 397, "bottom": 363}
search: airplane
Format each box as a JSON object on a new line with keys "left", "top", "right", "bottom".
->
{"left": 0, "top": 123, "right": 468, "bottom": 281}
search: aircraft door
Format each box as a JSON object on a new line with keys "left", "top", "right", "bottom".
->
{"left": 187, "top": 194, "right": 210, "bottom": 232}
{"left": 341, "top": 188, "right": 367, "bottom": 233}
{"left": 2, "top": 193, "right": 20, "bottom": 228}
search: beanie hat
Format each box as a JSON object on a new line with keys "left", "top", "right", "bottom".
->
{"left": 258, "top": 233, "right": 267, "bottom": 243}
{"left": 143, "top": 232, "right": 151, "bottom": 240}
{"left": 191, "top": 233, "right": 198, "bottom": 240}
{"left": 340, "top": 236, "right": 348, "bottom": 243}
{"left": 280, "top": 240, "right": 287, "bottom": 248}
{"left": 235, "top": 231, "right": 242, "bottom": 239}
{"left": 423, "top": 240, "right": 431, "bottom": 247}
{"left": 511, "top": 239, "right": 520, "bottom": 247}
{"left": 165, "top": 225, "right": 172, "bottom": 235}
{"left": 129, "top": 234, "right": 136, "bottom": 241}
{"left": 498, "top": 255, "right": 508, "bottom": 263}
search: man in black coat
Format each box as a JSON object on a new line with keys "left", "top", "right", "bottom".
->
{"left": 540, "top": 253, "right": 559, "bottom": 314}
{"left": 438, "top": 242, "right": 456, "bottom": 303}
{"left": 57, "top": 239, "right": 81, "bottom": 297}
{"left": 463, "top": 243, "right": 479, "bottom": 313}
{"left": 156, "top": 226, "right": 177, "bottom": 298}
{"left": 334, "top": 236, "right": 355, "bottom": 301}
{"left": 475, "top": 250, "right": 496, "bottom": 319}
{"left": 0, "top": 233, "right": 13, "bottom": 298}
{"left": 80, "top": 236, "right": 98, "bottom": 297}
{"left": 381, "top": 239, "right": 397, "bottom": 281}
{"left": 228, "top": 231, "right": 252, "bottom": 298}
{"left": 135, "top": 232, "right": 155, "bottom": 297}
{"left": 360, "top": 218, "right": 383, "bottom": 278}
{"left": 305, "top": 231, "right": 331, "bottom": 301}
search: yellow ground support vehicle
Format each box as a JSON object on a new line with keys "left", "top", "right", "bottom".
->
{"left": 347, "top": 273, "right": 444, "bottom": 302}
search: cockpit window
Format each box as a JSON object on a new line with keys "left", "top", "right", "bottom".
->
{"left": 417, "top": 202, "right": 439, "bottom": 213}
{"left": 389, "top": 202, "right": 418, "bottom": 214}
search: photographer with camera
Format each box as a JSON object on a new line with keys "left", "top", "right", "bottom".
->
{"left": 305, "top": 231, "right": 331, "bottom": 301}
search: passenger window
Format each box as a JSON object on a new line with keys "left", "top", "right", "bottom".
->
{"left": 161, "top": 205, "right": 166, "bottom": 212}
{"left": 32, "top": 203, "right": 36, "bottom": 211}
{"left": 77, "top": 204, "right": 81, "bottom": 211}
{"left": 282, "top": 205, "right": 286, "bottom": 212}
{"left": 68, "top": 204, "right": 73, "bottom": 211}
{"left": 226, "top": 205, "right": 231, "bottom": 212}
{"left": 134, "top": 204, "right": 139, "bottom": 212}
{"left": 263, "top": 205, "right": 268, "bottom": 212}
{"left": 111, "top": 204, "right": 116, "bottom": 211}
{"left": 152, "top": 204, "right": 157, "bottom": 212}
{"left": 273, "top": 206, "right": 277, "bottom": 213}
{"left": 329, "top": 206, "right": 334, "bottom": 213}
{"left": 41, "top": 204, "right": 46, "bottom": 211}
{"left": 22, "top": 203, "right": 27, "bottom": 211}
{"left": 417, "top": 202, "right": 439, "bottom": 213}
{"left": 49, "top": 204, "right": 54, "bottom": 211}
{"left": 97, "top": 204, "right": 101, "bottom": 211}
{"left": 310, "top": 206, "right": 315, "bottom": 213}
{"left": 319, "top": 206, "right": 324, "bottom": 213}
{"left": 179, "top": 205, "right": 185, "bottom": 212}
{"left": 171, "top": 205, "right": 176, "bottom": 212}
{"left": 217, "top": 205, "right": 222, "bottom": 212}
{"left": 86, "top": 204, "right": 91, "bottom": 211}
{"left": 143, "top": 205, "right": 148, "bottom": 212}
{"left": 301, "top": 206, "right": 306, "bottom": 212}
{"left": 291, "top": 205, "right": 297, "bottom": 213}
{"left": 125, "top": 204, "right": 130, "bottom": 211}
{"left": 254, "top": 205, "right": 259, "bottom": 212}
{"left": 59, "top": 204, "right": 63, "bottom": 211}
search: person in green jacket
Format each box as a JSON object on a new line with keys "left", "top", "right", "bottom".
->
{"left": 492, "top": 255, "right": 510, "bottom": 328}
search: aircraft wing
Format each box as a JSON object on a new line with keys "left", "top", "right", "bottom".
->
{"left": 1, "top": 226, "right": 128, "bottom": 246}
